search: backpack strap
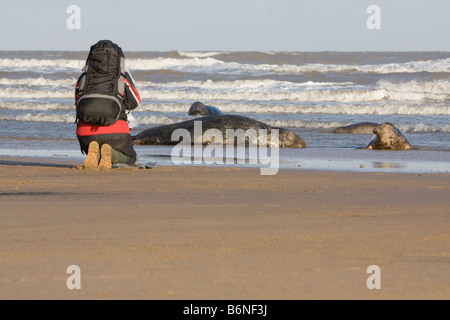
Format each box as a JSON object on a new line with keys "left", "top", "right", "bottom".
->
{"left": 115, "top": 56, "right": 126, "bottom": 100}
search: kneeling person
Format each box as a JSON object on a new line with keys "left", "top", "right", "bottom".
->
{"left": 75, "top": 40, "right": 141, "bottom": 169}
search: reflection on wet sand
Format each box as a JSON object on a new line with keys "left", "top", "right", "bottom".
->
{"left": 373, "top": 162, "right": 406, "bottom": 169}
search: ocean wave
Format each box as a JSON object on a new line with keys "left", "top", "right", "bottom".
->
{"left": 2, "top": 112, "right": 449, "bottom": 133}
{"left": 261, "top": 120, "right": 450, "bottom": 133}
{"left": 1, "top": 75, "right": 448, "bottom": 112}
{"left": 2, "top": 56, "right": 448, "bottom": 75}
{"left": 135, "top": 115, "right": 189, "bottom": 126}
{"left": 0, "top": 77, "right": 353, "bottom": 92}
{"left": 1, "top": 84, "right": 448, "bottom": 113}
{"left": 0, "top": 58, "right": 84, "bottom": 72}
{"left": 127, "top": 57, "right": 225, "bottom": 72}
{"left": 0, "top": 77, "right": 76, "bottom": 87}
{"left": 399, "top": 123, "right": 450, "bottom": 133}
{"left": 137, "top": 88, "right": 448, "bottom": 104}
{"left": 376, "top": 79, "right": 450, "bottom": 97}
{"left": 0, "top": 101, "right": 74, "bottom": 111}
{"left": 128, "top": 57, "right": 450, "bottom": 74}
{"left": 2, "top": 77, "right": 448, "bottom": 103}
{"left": 0, "top": 88, "right": 72, "bottom": 99}
{"left": 0, "top": 113, "right": 75, "bottom": 123}
{"left": 139, "top": 102, "right": 450, "bottom": 116}
{"left": 176, "top": 51, "right": 228, "bottom": 58}
{"left": 135, "top": 79, "right": 355, "bottom": 91}
{"left": 136, "top": 78, "right": 449, "bottom": 101}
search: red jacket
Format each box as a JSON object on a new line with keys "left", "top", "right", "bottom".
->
{"left": 75, "top": 72, "right": 141, "bottom": 136}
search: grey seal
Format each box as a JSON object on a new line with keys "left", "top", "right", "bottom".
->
{"left": 333, "top": 122, "right": 380, "bottom": 134}
{"left": 188, "top": 101, "right": 223, "bottom": 116}
{"left": 132, "top": 115, "right": 306, "bottom": 148}
{"left": 366, "top": 122, "right": 412, "bottom": 150}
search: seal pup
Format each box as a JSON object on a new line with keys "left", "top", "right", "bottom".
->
{"left": 366, "top": 122, "right": 412, "bottom": 150}
{"left": 188, "top": 101, "right": 223, "bottom": 116}
{"left": 132, "top": 115, "right": 306, "bottom": 148}
{"left": 333, "top": 122, "right": 380, "bottom": 134}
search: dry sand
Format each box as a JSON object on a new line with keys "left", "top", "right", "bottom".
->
{"left": 0, "top": 156, "right": 449, "bottom": 300}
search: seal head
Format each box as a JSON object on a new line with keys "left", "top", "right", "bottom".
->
{"left": 366, "top": 122, "right": 412, "bottom": 150}
{"left": 188, "top": 101, "right": 223, "bottom": 116}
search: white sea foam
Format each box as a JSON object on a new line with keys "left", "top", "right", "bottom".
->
{"left": 260, "top": 119, "right": 450, "bottom": 133}
{"left": 0, "top": 113, "right": 75, "bottom": 123}
{"left": 399, "top": 123, "right": 450, "bottom": 133}
{"left": 138, "top": 103, "right": 190, "bottom": 113}
{"left": 0, "top": 88, "right": 72, "bottom": 99}
{"left": 146, "top": 79, "right": 449, "bottom": 102}
{"left": 1, "top": 77, "right": 448, "bottom": 115}
{"left": 135, "top": 79, "right": 355, "bottom": 91}
{"left": 376, "top": 79, "right": 450, "bottom": 97}
{"left": 137, "top": 87, "right": 447, "bottom": 104}
{"left": 176, "top": 51, "right": 228, "bottom": 58}
{"left": 3, "top": 56, "right": 447, "bottom": 75}
{"left": 2, "top": 77, "right": 448, "bottom": 104}
{"left": 2, "top": 112, "right": 449, "bottom": 133}
{"left": 0, "top": 101, "right": 73, "bottom": 111}
{"left": 127, "top": 57, "right": 450, "bottom": 74}
{"left": 0, "top": 58, "right": 84, "bottom": 72}
{"left": 141, "top": 79, "right": 448, "bottom": 103}
{"left": 0, "top": 77, "right": 76, "bottom": 87}
{"left": 138, "top": 102, "right": 450, "bottom": 116}
{"left": 127, "top": 57, "right": 225, "bottom": 72}
{"left": 135, "top": 115, "right": 189, "bottom": 125}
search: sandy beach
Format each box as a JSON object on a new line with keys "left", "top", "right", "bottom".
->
{"left": 0, "top": 156, "right": 448, "bottom": 300}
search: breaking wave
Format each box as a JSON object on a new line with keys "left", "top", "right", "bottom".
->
{"left": 1, "top": 56, "right": 448, "bottom": 75}
{"left": 2, "top": 112, "right": 449, "bottom": 133}
{"left": 139, "top": 102, "right": 449, "bottom": 116}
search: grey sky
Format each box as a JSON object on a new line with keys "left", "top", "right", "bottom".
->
{"left": 1, "top": 0, "right": 449, "bottom": 51}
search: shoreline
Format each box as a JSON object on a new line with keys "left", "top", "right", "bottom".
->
{"left": 1, "top": 144, "right": 449, "bottom": 174}
{"left": 0, "top": 156, "right": 449, "bottom": 300}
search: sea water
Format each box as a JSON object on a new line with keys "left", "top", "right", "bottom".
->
{"left": 0, "top": 51, "right": 449, "bottom": 173}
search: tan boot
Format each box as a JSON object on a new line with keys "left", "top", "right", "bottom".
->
{"left": 84, "top": 141, "right": 100, "bottom": 169}
{"left": 99, "top": 144, "right": 113, "bottom": 170}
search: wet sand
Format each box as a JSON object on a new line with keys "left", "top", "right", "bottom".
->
{"left": 0, "top": 156, "right": 449, "bottom": 300}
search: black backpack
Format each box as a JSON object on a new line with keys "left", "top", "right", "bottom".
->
{"left": 76, "top": 40, "right": 126, "bottom": 126}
